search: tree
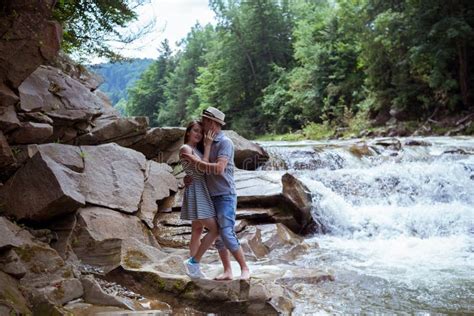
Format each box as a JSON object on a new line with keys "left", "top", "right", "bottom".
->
{"left": 156, "top": 23, "right": 216, "bottom": 126}
{"left": 126, "top": 40, "right": 174, "bottom": 125}
{"left": 53, "top": 0, "right": 152, "bottom": 61}
{"left": 196, "top": 0, "right": 294, "bottom": 137}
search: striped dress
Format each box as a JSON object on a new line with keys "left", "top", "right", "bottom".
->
{"left": 180, "top": 145, "right": 216, "bottom": 220}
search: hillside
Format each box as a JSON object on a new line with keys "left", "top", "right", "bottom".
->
{"left": 90, "top": 58, "right": 153, "bottom": 107}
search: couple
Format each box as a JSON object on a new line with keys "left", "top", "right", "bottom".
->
{"left": 179, "top": 106, "right": 250, "bottom": 280}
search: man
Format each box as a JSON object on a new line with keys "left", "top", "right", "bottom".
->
{"left": 182, "top": 106, "right": 250, "bottom": 280}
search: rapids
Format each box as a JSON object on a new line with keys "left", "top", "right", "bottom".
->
{"left": 259, "top": 136, "right": 474, "bottom": 314}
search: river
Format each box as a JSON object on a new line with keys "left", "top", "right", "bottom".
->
{"left": 259, "top": 136, "right": 474, "bottom": 314}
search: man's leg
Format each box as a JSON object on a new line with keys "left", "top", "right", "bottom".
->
{"left": 214, "top": 195, "right": 250, "bottom": 280}
{"left": 231, "top": 247, "right": 250, "bottom": 280}
{"left": 215, "top": 246, "right": 233, "bottom": 280}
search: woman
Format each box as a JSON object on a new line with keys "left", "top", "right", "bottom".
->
{"left": 180, "top": 120, "right": 219, "bottom": 278}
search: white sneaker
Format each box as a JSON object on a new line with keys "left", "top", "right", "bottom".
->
{"left": 183, "top": 259, "right": 206, "bottom": 279}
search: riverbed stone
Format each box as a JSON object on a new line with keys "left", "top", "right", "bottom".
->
{"left": 81, "top": 275, "right": 136, "bottom": 310}
{"left": 71, "top": 207, "right": 160, "bottom": 272}
{"left": 236, "top": 171, "right": 320, "bottom": 234}
{"left": 0, "top": 271, "right": 31, "bottom": 315}
{"left": 104, "top": 238, "right": 294, "bottom": 315}
{"left": 153, "top": 212, "right": 191, "bottom": 248}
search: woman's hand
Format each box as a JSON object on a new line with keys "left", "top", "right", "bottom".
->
{"left": 204, "top": 130, "right": 216, "bottom": 148}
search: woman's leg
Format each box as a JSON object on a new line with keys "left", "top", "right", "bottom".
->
{"left": 190, "top": 221, "right": 204, "bottom": 257}
{"left": 192, "top": 217, "right": 219, "bottom": 262}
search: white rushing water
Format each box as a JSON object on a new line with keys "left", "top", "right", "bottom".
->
{"left": 260, "top": 137, "right": 474, "bottom": 314}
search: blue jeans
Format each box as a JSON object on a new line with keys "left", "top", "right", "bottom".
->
{"left": 212, "top": 194, "right": 240, "bottom": 252}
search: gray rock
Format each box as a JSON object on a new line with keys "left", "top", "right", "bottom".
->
{"left": 224, "top": 130, "right": 269, "bottom": 170}
{"left": 28, "top": 143, "right": 85, "bottom": 172}
{"left": 0, "top": 271, "right": 31, "bottom": 315}
{"left": 281, "top": 173, "right": 318, "bottom": 234}
{"left": 0, "top": 146, "right": 85, "bottom": 221}
{"left": 0, "top": 131, "right": 15, "bottom": 168}
{"left": 0, "top": 217, "right": 35, "bottom": 250}
{"left": 81, "top": 275, "right": 136, "bottom": 310}
{"left": 71, "top": 207, "right": 160, "bottom": 272}
{"left": 76, "top": 117, "right": 148, "bottom": 145}
{"left": 0, "top": 83, "right": 19, "bottom": 108}
{"left": 235, "top": 171, "right": 320, "bottom": 234}
{"left": 80, "top": 143, "right": 146, "bottom": 213}
{"left": 138, "top": 161, "right": 178, "bottom": 228}
{"left": 18, "top": 111, "right": 54, "bottom": 125}
{"left": 8, "top": 121, "right": 53, "bottom": 144}
{"left": 0, "top": 249, "right": 27, "bottom": 278}
{"left": 129, "top": 127, "right": 185, "bottom": 162}
{"left": 0, "top": 0, "right": 61, "bottom": 89}
{"left": 0, "top": 105, "right": 20, "bottom": 132}
{"left": 18, "top": 65, "right": 105, "bottom": 117}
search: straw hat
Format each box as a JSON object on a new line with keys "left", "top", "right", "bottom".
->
{"left": 202, "top": 106, "right": 226, "bottom": 125}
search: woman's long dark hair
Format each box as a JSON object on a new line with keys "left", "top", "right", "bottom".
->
{"left": 183, "top": 120, "right": 204, "bottom": 153}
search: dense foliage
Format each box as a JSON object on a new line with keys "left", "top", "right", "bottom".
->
{"left": 123, "top": 0, "right": 473, "bottom": 138}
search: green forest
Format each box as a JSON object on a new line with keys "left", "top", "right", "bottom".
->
{"left": 60, "top": 0, "right": 474, "bottom": 139}
{"left": 90, "top": 59, "right": 153, "bottom": 114}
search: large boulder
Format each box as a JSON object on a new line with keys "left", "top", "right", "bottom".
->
{"left": 8, "top": 121, "right": 53, "bottom": 144}
{"left": 76, "top": 116, "right": 149, "bottom": 146}
{"left": 0, "top": 144, "right": 85, "bottom": 221}
{"left": 236, "top": 171, "right": 320, "bottom": 234}
{"left": 224, "top": 130, "right": 269, "bottom": 170}
{"left": 129, "top": 127, "right": 185, "bottom": 163}
{"left": 18, "top": 66, "right": 105, "bottom": 123}
{"left": 138, "top": 161, "right": 178, "bottom": 228}
{"left": 71, "top": 207, "right": 160, "bottom": 272}
{"left": 80, "top": 143, "right": 146, "bottom": 213}
{"left": 0, "top": 217, "right": 83, "bottom": 308}
{"left": 0, "top": 0, "right": 61, "bottom": 89}
{"left": 104, "top": 238, "right": 294, "bottom": 315}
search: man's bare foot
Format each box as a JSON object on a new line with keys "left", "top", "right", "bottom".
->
{"left": 240, "top": 268, "right": 250, "bottom": 280}
{"left": 214, "top": 271, "right": 233, "bottom": 281}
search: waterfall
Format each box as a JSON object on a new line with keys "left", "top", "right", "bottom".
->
{"left": 259, "top": 136, "right": 474, "bottom": 314}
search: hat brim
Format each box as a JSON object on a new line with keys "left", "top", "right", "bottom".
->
{"left": 202, "top": 114, "right": 225, "bottom": 126}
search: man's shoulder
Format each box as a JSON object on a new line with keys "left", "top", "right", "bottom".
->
{"left": 218, "top": 133, "right": 234, "bottom": 147}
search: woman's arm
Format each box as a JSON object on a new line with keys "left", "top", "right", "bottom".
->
{"left": 181, "top": 154, "right": 228, "bottom": 175}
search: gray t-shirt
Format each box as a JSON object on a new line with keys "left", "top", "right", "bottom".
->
{"left": 206, "top": 131, "right": 236, "bottom": 196}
